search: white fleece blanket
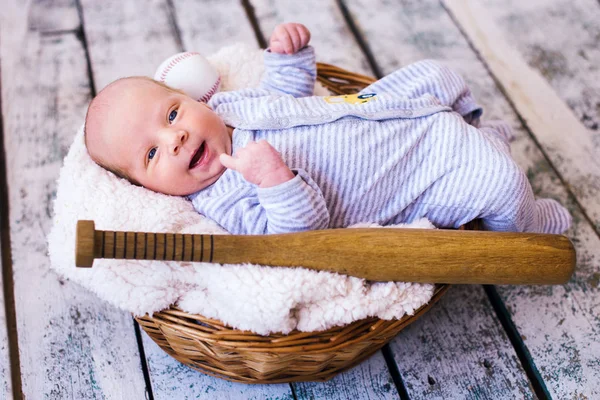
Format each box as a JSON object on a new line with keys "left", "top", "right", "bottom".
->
{"left": 47, "top": 43, "right": 435, "bottom": 335}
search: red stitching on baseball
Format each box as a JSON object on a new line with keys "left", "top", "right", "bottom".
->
{"left": 198, "top": 76, "right": 221, "bottom": 102}
{"left": 158, "top": 52, "right": 200, "bottom": 82}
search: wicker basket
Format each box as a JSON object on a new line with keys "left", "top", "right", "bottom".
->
{"left": 135, "top": 64, "right": 473, "bottom": 384}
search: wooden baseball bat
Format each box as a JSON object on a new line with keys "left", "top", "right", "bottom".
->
{"left": 74, "top": 220, "right": 575, "bottom": 285}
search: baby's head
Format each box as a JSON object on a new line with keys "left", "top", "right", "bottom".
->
{"left": 85, "top": 76, "right": 233, "bottom": 196}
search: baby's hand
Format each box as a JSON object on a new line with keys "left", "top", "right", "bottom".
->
{"left": 269, "top": 23, "right": 311, "bottom": 55}
{"left": 219, "top": 140, "right": 295, "bottom": 188}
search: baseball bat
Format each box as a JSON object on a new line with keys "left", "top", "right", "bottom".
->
{"left": 75, "top": 220, "right": 575, "bottom": 285}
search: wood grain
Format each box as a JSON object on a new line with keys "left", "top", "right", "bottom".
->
{"left": 0, "top": 1, "right": 149, "bottom": 397}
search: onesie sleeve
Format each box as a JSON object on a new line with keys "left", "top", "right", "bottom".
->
{"left": 259, "top": 46, "right": 317, "bottom": 98}
{"left": 191, "top": 168, "right": 330, "bottom": 235}
{"left": 361, "top": 59, "right": 483, "bottom": 125}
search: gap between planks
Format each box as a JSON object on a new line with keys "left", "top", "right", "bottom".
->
{"left": 0, "top": 62, "right": 22, "bottom": 400}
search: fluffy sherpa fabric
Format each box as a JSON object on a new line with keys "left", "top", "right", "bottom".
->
{"left": 47, "top": 43, "right": 436, "bottom": 335}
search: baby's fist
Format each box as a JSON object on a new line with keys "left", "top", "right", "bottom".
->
{"left": 269, "top": 23, "right": 311, "bottom": 54}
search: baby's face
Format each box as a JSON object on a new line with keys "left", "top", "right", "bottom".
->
{"left": 90, "top": 79, "right": 232, "bottom": 196}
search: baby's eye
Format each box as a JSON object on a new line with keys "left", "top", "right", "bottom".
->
{"left": 148, "top": 147, "right": 157, "bottom": 161}
{"left": 168, "top": 109, "right": 178, "bottom": 124}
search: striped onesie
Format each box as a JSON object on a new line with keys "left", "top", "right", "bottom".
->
{"left": 189, "top": 46, "right": 571, "bottom": 235}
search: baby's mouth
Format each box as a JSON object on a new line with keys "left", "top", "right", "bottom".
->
{"left": 189, "top": 142, "right": 206, "bottom": 169}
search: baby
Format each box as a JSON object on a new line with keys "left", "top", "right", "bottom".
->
{"left": 85, "top": 23, "right": 571, "bottom": 235}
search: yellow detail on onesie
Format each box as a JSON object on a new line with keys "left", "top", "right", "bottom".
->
{"left": 323, "top": 93, "right": 376, "bottom": 105}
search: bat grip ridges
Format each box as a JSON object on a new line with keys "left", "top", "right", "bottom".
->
{"left": 75, "top": 220, "right": 214, "bottom": 267}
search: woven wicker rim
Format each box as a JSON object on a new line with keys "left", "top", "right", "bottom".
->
{"left": 135, "top": 63, "right": 474, "bottom": 384}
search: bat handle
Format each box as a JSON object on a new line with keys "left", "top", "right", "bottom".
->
{"left": 75, "top": 220, "right": 215, "bottom": 267}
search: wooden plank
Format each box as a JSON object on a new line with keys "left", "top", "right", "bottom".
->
{"left": 250, "top": 0, "right": 401, "bottom": 397}
{"left": 0, "top": 248, "right": 14, "bottom": 398}
{"left": 172, "top": 0, "right": 257, "bottom": 54}
{"left": 0, "top": 1, "right": 149, "bottom": 398}
{"left": 79, "top": 0, "right": 295, "bottom": 397}
{"left": 444, "top": 0, "right": 600, "bottom": 231}
{"left": 393, "top": 286, "right": 534, "bottom": 399}
{"left": 292, "top": 356, "right": 400, "bottom": 400}
{"left": 340, "top": 0, "right": 564, "bottom": 397}
{"left": 347, "top": 0, "right": 600, "bottom": 397}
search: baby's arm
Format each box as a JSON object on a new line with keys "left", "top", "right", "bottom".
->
{"left": 220, "top": 140, "right": 295, "bottom": 189}
{"left": 215, "top": 140, "right": 330, "bottom": 235}
{"left": 259, "top": 23, "right": 316, "bottom": 98}
{"left": 363, "top": 59, "right": 482, "bottom": 124}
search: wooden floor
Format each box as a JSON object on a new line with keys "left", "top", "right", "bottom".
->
{"left": 1, "top": 0, "right": 599, "bottom": 398}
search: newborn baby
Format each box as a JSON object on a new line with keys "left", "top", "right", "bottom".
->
{"left": 85, "top": 23, "right": 571, "bottom": 235}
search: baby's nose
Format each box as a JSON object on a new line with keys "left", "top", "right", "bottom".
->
{"left": 168, "top": 130, "right": 188, "bottom": 155}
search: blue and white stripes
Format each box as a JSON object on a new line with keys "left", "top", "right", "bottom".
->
{"left": 190, "top": 47, "right": 571, "bottom": 235}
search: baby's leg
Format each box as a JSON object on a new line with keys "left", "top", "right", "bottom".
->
{"left": 478, "top": 120, "right": 514, "bottom": 154}
{"left": 360, "top": 59, "right": 482, "bottom": 124}
{"left": 464, "top": 156, "right": 571, "bottom": 234}
{"left": 393, "top": 112, "right": 570, "bottom": 234}
{"left": 478, "top": 176, "right": 571, "bottom": 234}
{"left": 398, "top": 137, "right": 570, "bottom": 234}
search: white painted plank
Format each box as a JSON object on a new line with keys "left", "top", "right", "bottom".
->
{"left": 172, "top": 0, "right": 257, "bottom": 54}
{"left": 292, "top": 355, "right": 400, "bottom": 400}
{"left": 348, "top": 0, "right": 600, "bottom": 397}
{"left": 391, "top": 286, "right": 533, "bottom": 399}
{"left": 251, "top": 1, "right": 401, "bottom": 397}
{"left": 0, "top": 1, "right": 149, "bottom": 398}
{"left": 0, "top": 247, "right": 13, "bottom": 398}
{"left": 444, "top": 0, "right": 600, "bottom": 231}
{"left": 79, "top": 0, "right": 295, "bottom": 397}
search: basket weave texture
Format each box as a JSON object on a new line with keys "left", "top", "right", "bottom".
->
{"left": 136, "top": 64, "right": 455, "bottom": 384}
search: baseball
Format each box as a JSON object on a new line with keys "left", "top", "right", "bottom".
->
{"left": 154, "top": 52, "right": 221, "bottom": 102}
